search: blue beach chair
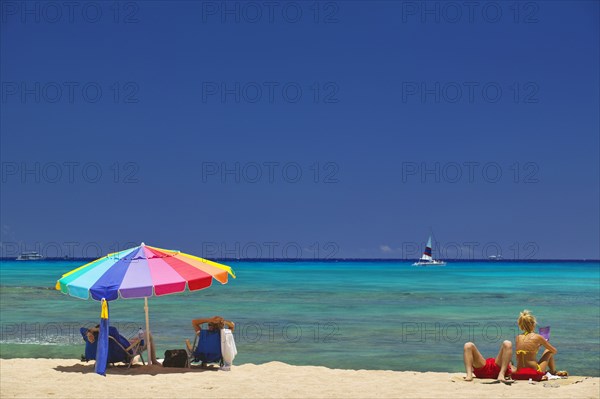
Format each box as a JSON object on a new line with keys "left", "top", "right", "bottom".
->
{"left": 80, "top": 326, "right": 145, "bottom": 368}
{"left": 189, "top": 329, "right": 223, "bottom": 367}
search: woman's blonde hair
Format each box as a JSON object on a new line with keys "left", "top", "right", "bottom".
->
{"left": 518, "top": 309, "right": 536, "bottom": 333}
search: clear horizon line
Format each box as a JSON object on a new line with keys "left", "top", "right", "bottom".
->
{"left": 2, "top": 257, "right": 599, "bottom": 262}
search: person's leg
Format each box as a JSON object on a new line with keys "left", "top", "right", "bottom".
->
{"left": 548, "top": 354, "right": 556, "bottom": 373}
{"left": 464, "top": 342, "right": 486, "bottom": 381}
{"left": 538, "top": 349, "right": 554, "bottom": 373}
{"left": 541, "top": 352, "right": 568, "bottom": 376}
{"left": 494, "top": 340, "right": 512, "bottom": 380}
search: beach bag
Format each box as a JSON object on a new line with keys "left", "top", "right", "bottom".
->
{"left": 163, "top": 349, "right": 189, "bottom": 368}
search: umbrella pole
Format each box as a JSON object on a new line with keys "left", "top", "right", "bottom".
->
{"left": 144, "top": 296, "right": 152, "bottom": 365}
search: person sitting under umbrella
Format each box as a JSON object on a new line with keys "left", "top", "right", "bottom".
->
{"left": 192, "top": 316, "right": 235, "bottom": 333}
{"left": 86, "top": 325, "right": 159, "bottom": 365}
{"left": 185, "top": 316, "right": 235, "bottom": 367}
{"left": 185, "top": 316, "right": 235, "bottom": 349}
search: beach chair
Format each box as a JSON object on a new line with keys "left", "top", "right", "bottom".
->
{"left": 188, "top": 329, "right": 223, "bottom": 367}
{"left": 80, "top": 326, "right": 146, "bottom": 368}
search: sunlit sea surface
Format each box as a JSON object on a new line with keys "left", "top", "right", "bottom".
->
{"left": 1, "top": 260, "right": 598, "bottom": 375}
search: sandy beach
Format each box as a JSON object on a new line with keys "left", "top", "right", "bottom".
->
{"left": 1, "top": 359, "right": 598, "bottom": 399}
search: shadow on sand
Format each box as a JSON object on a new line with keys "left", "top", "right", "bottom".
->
{"left": 54, "top": 362, "right": 220, "bottom": 376}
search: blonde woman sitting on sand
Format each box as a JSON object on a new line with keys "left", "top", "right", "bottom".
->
{"left": 516, "top": 309, "right": 567, "bottom": 376}
{"left": 463, "top": 340, "right": 515, "bottom": 383}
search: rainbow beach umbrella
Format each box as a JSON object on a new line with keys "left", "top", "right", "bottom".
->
{"left": 56, "top": 242, "right": 236, "bottom": 367}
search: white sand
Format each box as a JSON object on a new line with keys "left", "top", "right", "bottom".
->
{"left": 1, "top": 359, "right": 598, "bottom": 399}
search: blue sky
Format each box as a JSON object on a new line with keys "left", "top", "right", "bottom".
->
{"left": 1, "top": 1, "right": 598, "bottom": 259}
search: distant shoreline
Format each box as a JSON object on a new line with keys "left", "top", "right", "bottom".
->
{"left": 2, "top": 257, "right": 599, "bottom": 262}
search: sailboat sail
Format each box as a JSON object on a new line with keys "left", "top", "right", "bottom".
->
{"left": 413, "top": 234, "right": 446, "bottom": 266}
{"left": 420, "top": 236, "right": 433, "bottom": 261}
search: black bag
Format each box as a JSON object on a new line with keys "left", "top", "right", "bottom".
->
{"left": 163, "top": 349, "right": 189, "bottom": 368}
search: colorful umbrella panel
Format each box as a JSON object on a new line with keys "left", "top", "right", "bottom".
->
{"left": 56, "top": 243, "right": 235, "bottom": 301}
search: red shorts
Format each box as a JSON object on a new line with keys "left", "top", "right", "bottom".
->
{"left": 473, "top": 358, "right": 511, "bottom": 379}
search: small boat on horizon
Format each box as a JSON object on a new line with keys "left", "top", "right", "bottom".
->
{"left": 413, "top": 236, "right": 446, "bottom": 266}
{"left": 16, "top": 251, "right": 44, "bottom": 261}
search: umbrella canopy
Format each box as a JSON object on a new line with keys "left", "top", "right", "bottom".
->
{"left": 56, "top": 243, "right": 235, "bottom": 300}
{"left": 56, "top": 243, "right": 235, "bottom": 369}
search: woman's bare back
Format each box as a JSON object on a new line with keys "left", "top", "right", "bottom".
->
{"left": 516, "top": 333, "right": 542, "bottom": 369}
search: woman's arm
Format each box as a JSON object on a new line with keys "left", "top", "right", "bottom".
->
{"left": 191, "top": 318, "right": 210, "bottom": 332}
{"left": 191, "top": 316, "right": 222, "bottom": 332}
{"left": 537, "top": 334, "right": 557, "bottom": 354}
{"left": 224, "top": 320, "right": 235, "bottom": 332}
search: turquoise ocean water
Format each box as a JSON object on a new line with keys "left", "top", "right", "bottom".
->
{"left": 1, "top": 260, "right": 598, "bottom": 376}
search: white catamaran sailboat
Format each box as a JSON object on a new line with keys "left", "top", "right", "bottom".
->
{"left": 412, "top": 236, "right": 446, "bottom": 266}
